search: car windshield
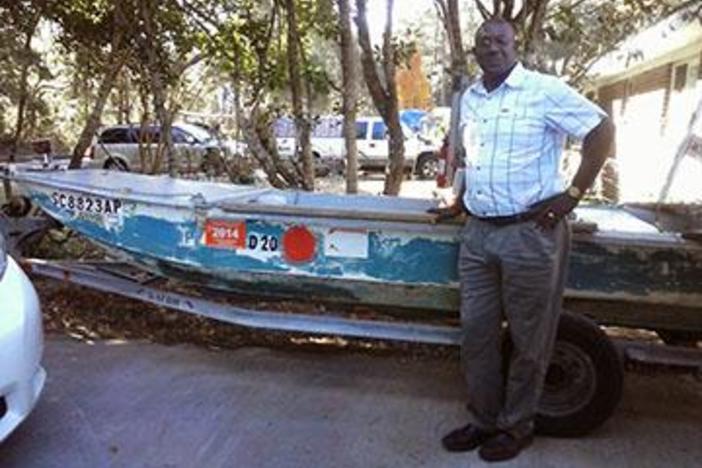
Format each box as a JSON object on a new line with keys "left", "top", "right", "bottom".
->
{"left": 178, "top": 123, "right": 217, "bottom": 143}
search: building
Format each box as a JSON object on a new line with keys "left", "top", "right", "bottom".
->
{"left": 588, "top": 9, "right": 702, "bottom": 202}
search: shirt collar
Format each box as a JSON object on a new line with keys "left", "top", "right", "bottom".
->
{"left": 470, "top": 62, "right": 526, "bottom": 96}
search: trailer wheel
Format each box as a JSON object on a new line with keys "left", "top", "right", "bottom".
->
{"left": 534, "top": 312, "right": 623, "bottom": 436}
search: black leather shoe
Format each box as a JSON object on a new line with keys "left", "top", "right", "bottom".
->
{"left": 441, "top": 424, "right": 494, "bottom": 452}
{"left": 478, "top": 432, "right": 534, "bottom": 462}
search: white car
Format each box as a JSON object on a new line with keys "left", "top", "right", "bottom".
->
{"left": 87, "top": 122, "right": 241, "bottom": 173}
{"left": 274, "top": 116, "right": 438, "bottom": 178}
{"left": 0, "top": 230, "right": 45, "bottom": 442}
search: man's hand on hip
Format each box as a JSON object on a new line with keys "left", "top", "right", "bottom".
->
{"left": 534, "top": 192, "right": 579, "bottom": 230}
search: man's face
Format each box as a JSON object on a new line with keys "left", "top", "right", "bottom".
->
{"left": 473, "top": 21, "right": 517, "bottom": 76}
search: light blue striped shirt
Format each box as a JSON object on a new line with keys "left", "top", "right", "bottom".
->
{"left": 460, "top": 63, "right": 606, "bottom": 217}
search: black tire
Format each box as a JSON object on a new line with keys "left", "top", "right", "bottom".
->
{"left": 415, "top": 153, "right": 438, "bottom": 180}
{"left": 104, "top": 158, "right": 129, "bottom": 171}
{"left": 200, "top": 151, "right": 225, "bottom": 176}
{"left": 534, "top": 312, "right": 623, "bottom": 437}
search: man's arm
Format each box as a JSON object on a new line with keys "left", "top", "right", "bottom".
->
{"left": 571, "top": 117, "right": 616, "bottom": 195}
{"left": 429, "top": 84, "right": 471, "bottom": 222}
{"left": 534, "top": 117, "right": 616, "bottom": 229}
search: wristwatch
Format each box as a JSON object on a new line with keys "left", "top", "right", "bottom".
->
{"left": 566, "top": 185, "right": 583, "bottom": 200}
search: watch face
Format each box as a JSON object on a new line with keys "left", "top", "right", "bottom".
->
{"left": 568, "top": 186, "right": 581, "bottom": 199}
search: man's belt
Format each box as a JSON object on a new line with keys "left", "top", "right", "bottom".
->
{"left": 472, "top": 210, "right": 540, "bottom": 226}
{"left": 470, "top": 195, "right": 560, "bottom": 227}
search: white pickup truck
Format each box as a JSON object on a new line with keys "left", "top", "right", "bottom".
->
{"left": 275, "top": 116, "right": 439, "bottom": 179}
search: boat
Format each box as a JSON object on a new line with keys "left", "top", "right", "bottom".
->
{"left": 7, "top": 168, "right": 702, "bottom": 333}
{"left": 8, "top": 166, "right": 702, "bottom": 437}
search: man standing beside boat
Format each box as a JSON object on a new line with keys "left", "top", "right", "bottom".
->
{"left": 430, "top": 17, "right": 615, "bottom": 462}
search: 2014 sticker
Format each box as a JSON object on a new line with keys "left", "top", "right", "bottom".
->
{"left": 204, "top": 220, "right": 247, "bottom": 249}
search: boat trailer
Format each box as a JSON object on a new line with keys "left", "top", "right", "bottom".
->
{"left": 22, "top": 258, "right": 702, "bottom": 371}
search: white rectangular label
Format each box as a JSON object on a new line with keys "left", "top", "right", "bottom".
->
{"left": 324, "top": 229, "right": 368, "bottom": 259}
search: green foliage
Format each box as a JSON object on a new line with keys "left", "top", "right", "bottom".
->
{"left": 0, "top": 2, "right": 53, "bottom": 140}
{"left": 372, "top": 28, "right": 419, "bottom": 70}
{"left": 546, "top": 0, "right": 700, "bottom": 83}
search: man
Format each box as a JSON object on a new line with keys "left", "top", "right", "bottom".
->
{"left": 431, "top": 17, "right": 615, "bottom": 462}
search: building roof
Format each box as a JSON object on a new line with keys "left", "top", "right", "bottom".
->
{"left": 589, "top": 9, "right": 702, "bottom": 84}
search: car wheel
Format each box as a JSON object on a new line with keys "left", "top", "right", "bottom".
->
{"left": 416, "top": 153, "right": 439, "bottom": 180}
{"left": 104, "top": 158, "right": 129, "bottom": 171}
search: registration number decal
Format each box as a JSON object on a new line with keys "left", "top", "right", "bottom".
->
{"left": 248, "top": 233, "right": 279, "bottom": 252}
{"left": 51, "top": 191, "right": 122, "bottom": 214}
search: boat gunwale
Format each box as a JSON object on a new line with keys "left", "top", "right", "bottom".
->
{"left": 12, "top": 170, "right": 463, "bottom": 226}
{"left": 11, "top": 170, "right": 702, "bottom": 247}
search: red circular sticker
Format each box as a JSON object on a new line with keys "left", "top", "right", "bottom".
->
{"left": 282, "top": 225, "right": 316, "bottom": 263}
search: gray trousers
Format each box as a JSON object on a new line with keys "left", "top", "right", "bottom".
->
{"left": 458, "top": 217, "right": 571, "bottom": 438}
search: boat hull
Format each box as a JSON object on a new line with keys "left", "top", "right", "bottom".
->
{"left": 12, "top": 169, "right": 702, "bottom": 330}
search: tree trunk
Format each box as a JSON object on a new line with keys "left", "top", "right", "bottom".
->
{"left": 118, "top": 74, "right": 131, "bottom": 124}
{"left": 434, "top": 0, "right": 471, "bottom": 189}
{"left": 69, "top": 47, "right": 127, "bottom": 169}
{"left": 337, "top": 0, "right": 359, "bottom": 194}
{"left": 240, "top": 108, "right": 304, "bottom": 189}
{"left": 521, "top": 0, "right": 550, "bottom": 70}
{"left": 9, "top": 19, "right": 38, "bottom": 163}
{"left": 434, "top": 0, "right": 467, "bottom": 91}
{"left": 381, "top": 0, "right": 405, "bottom": 195}
{"left": 150, "top": 85, "right": 175, "bottom": 175}
{"left": 139, "top": 0, "right": 177, "bottom": 177}
{"left": 4, "top": 16, "right": 39, "bottom": 199}
{"left": 355, "top": 0, "right": 405, "bottom": 196}
{"left": 284, "top": 0, "right": 314, "bottom": 190}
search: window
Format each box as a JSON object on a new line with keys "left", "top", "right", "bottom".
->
{"left": 274, "top": 118, "right": 296, "bottom": 138}
{"left": 137, "top": 127, "right": 161, "bottom": 143}
{"left": 312, "top": 118, "right": 343, "bottom": 138}
{"left": 356, "top": 121, "right": 368, "bottom": 139}
{"left": 371, "top": 122, "right": 386, "bottom": 140}
{"left": 674, "top": 64, "right": 688, "bottom": 91}
{"left": 99, "top": 128, "right": 134, "bottom": 144}
{"left": 172, "top": 127, "right": 192, "bottom": 144}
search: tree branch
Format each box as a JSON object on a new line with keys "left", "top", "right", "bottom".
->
{"left": 474, "top": 0, "right": 492, "bottom": 19}
{"left": 354, "top": 0, "right": 390, "bottom": 119}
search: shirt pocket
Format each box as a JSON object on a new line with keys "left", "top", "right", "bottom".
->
{"left": 500, "top": 109, "right": 546, "bottom": 150}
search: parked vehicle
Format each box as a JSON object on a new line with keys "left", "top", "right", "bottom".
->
{"left": 0, "top": 229, "right": 45, "bottom": 442}
{"left": 87, "top": 123, "right": 241, "bottom": 173}
{"left": 355, "top": 116, "right": 439, "bottom": 179}
{"left": 274, "top": 116, "right": 440, "bottom": 179}
{"left": 274, "top": 117, "right": 345, "bottom": 175}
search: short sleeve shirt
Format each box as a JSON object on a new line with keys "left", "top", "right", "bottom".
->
{"left": 460, "top": 62, "right": 606, "bottom": 217}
